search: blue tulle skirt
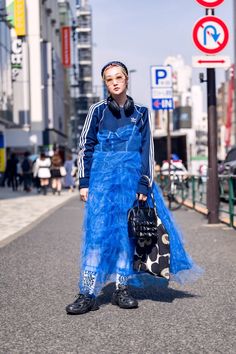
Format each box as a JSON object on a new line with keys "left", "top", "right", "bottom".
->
{"left": 78, "top": 126, "right": 203, "bottom": 295}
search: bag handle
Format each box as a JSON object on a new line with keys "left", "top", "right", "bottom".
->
{"left": 141, "top": 175, "right": 158, "bottom": 214}
{"left": 150, "top": 191, "right": 157, "bottom": 210}
{"left": 134, "top": 191, "right": 157, "bottom": 218}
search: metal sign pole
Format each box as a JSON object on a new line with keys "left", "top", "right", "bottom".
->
{"left": 192, "top": 3, "right": 228, "bottom": 222}
{"left": 167, "top": 109, "right": 172, "bottom": 209}
{"left": 206, "top": 67, "right": 219, "bottom": 223}
{"left": 204, "top": 8, "right": 219, "bottom": 223}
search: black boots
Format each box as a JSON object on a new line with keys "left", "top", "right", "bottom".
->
{"left": 66, "top": 294, "right": 99, "bottom": 315}
{"left": 66, "top": 287, "right": 138, "bottom": 315}
{"left": 111, "top": 286, "right": 138, "bottom": 309}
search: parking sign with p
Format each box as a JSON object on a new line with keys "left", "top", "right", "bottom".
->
{"left": 150, "top": 66, "right": 173, "bottom": 110}
{"left": 151, "top": 66, "right": 172, "bottom": 88}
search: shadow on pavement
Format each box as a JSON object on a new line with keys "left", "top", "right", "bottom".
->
{"left": 98, "top": 282, "right": 198, "bottom": 306}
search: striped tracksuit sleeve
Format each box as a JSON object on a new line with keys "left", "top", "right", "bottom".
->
{"left": 137, "top": 107, "right": 154, "bottom": 196}
{"left": 78, "top": 104, "right": 99, "bottom": 189}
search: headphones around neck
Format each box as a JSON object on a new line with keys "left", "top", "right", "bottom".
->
{"left": 107, "top": 95, "right": 135, "bottom": 119}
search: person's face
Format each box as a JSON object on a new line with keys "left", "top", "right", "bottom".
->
{"left": 104, "top": 66, "right": 128, "bottom": 96}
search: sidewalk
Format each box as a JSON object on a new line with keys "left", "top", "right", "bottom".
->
{"left": 0, "top": 187, "right": 78, "bottom": 247}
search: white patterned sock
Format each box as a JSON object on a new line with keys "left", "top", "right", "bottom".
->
{"left": 81, "top": 270, "right": 97, "bottom": 295}
{"left": 116, "top": 274, "right": 128, "bottom": 289}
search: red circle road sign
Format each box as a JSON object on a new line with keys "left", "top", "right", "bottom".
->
{"left": 192, "top": 16, "right": 229, "bottom": 54}
{"left": 195, "top": 0, "right": 224, "bottom": 7}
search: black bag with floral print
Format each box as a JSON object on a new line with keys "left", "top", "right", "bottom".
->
{"left": 128, "top": 192, "right": 170, "bottom": 280}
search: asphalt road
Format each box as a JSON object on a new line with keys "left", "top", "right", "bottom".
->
{"left": 0, "top": 199, "right": 236, "bottom": 354}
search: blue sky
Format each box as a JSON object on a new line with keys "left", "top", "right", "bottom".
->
{"left": 90, "top": 0, "right": 234, "bottom": 108}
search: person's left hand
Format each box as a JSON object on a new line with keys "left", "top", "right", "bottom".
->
{"left": 136, "top": 193, "right": 147, "bottom": 201}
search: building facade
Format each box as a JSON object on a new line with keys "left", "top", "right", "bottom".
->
{"left": 58, "top": 0, "right": 79, "bottom": 150}
{"left": 0, "top": 0, "right": 13, "bottom": 172}
{"left": 75, "top": 0, "right": 99, "bottom": 148}
{"left": 6, "top": 0, "right": 78, "bottom": 157}
{"left": 217, "top": 65, "right": 235, "bottom": 161}
{"left": 0, "top": 0, "right": 12, "bottom": 126}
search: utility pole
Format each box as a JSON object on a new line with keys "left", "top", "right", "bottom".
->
{"left": 206, "top": 68, "right": 219, "bottom": 223}
{"left": 205, "top": 8, "right": 219, "bottom": 224}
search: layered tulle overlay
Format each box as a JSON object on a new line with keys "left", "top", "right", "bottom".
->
{"left": 79, "top": 125, "right": 203, "bottom": 295}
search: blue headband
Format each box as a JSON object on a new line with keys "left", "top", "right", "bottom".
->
{"left": 101, "top": 61, "right": 128, "bottom": 77}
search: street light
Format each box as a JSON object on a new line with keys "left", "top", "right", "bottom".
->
{"left": 128, "top": 69, "right": 137, "bottom": 97}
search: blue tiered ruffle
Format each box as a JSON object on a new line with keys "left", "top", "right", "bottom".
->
{"left": 79, "top": 125, "right": 203, "bottom": 295}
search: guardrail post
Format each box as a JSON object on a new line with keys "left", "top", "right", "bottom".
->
{"left": 192, "top": 176, "right": 196, "bottom": 208}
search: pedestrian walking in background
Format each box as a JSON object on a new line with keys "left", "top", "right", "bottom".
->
{"left": 21, "top": 151, "right": 32, "bottom": 192}
{"left": 64, "top": 153, "right": 75, "bottom": 192}
{"left": 8, "top": 153, "right": 19, "bottom": 191}
{"left": 32, "top": 157, "right": 41, "bottom": 193}
{"left": 50, "top": 152, "right": 63, "bottom": 195}
{"left": 33, "top": 152, "right": 51, "bottom": 195}
{"left": 198, "top": 163, "right": 208, "bottom": 202}
{"left": 66, "top": 61, "right": 203, "bottom": 315}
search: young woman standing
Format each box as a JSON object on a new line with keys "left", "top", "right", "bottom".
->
{"left": 66, "top": 61, "right": 202, "bottom": 315}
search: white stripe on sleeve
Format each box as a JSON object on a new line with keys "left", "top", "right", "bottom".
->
{"left": 78, "top": 100, "right": 105, "bottom": 178}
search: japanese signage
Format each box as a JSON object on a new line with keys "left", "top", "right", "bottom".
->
{"left": 11, "top": 38, "right": 23, "bottom": 80}
{"left": 6, "top": 0, "right": 26, "bottom": 35}
{"left": 61, "top": 27, "right": 71, "bottom": 68}
{"left": 14, "top": 0, "right": 26, "bottom": 36}
{"left": 0, "top": 133, "right": 5, "bottom": 173}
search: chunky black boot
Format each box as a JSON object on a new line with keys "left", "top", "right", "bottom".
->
{"left": 65, "top": 294, "right": 99, "bottom": 315}
{"left": 111, "top": 286, "right": 138, "bottom": 309}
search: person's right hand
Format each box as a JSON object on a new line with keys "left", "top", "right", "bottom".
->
{"left": 80, "top": 188, "right": 89, "bottom": 202}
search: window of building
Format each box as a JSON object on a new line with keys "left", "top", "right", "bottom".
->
{"left": 78, "top": 32, "right": 91, "bottom": 44}
{"left": 79, "top": 48, "right": 92, "bottom": 61}
{"left": 79, "top": 65, "right": 92, "bottom": 77}
{"left": 79, "top": 80, "right": 92, "bottom": 94}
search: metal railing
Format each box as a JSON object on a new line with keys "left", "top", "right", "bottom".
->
{"left": 218, "top": 175, "right": 236, "bottom": 228}
{"left": 156, "top": 173, "right": 236, "bottom": 228}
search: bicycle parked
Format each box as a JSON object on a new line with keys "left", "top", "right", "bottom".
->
{"left": 159, "top": 157, "right": 189, "bottom": 210}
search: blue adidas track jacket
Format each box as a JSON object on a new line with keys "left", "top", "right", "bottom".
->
{"left": 78, "top": 100, "right": 154, "bottom": 196}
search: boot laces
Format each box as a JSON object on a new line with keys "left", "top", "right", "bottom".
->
{"left": 119, "top": 287, "right": 130, "bottom": 297}
{"left": 74, "top": 294, "right": 85, "bottom": 301}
